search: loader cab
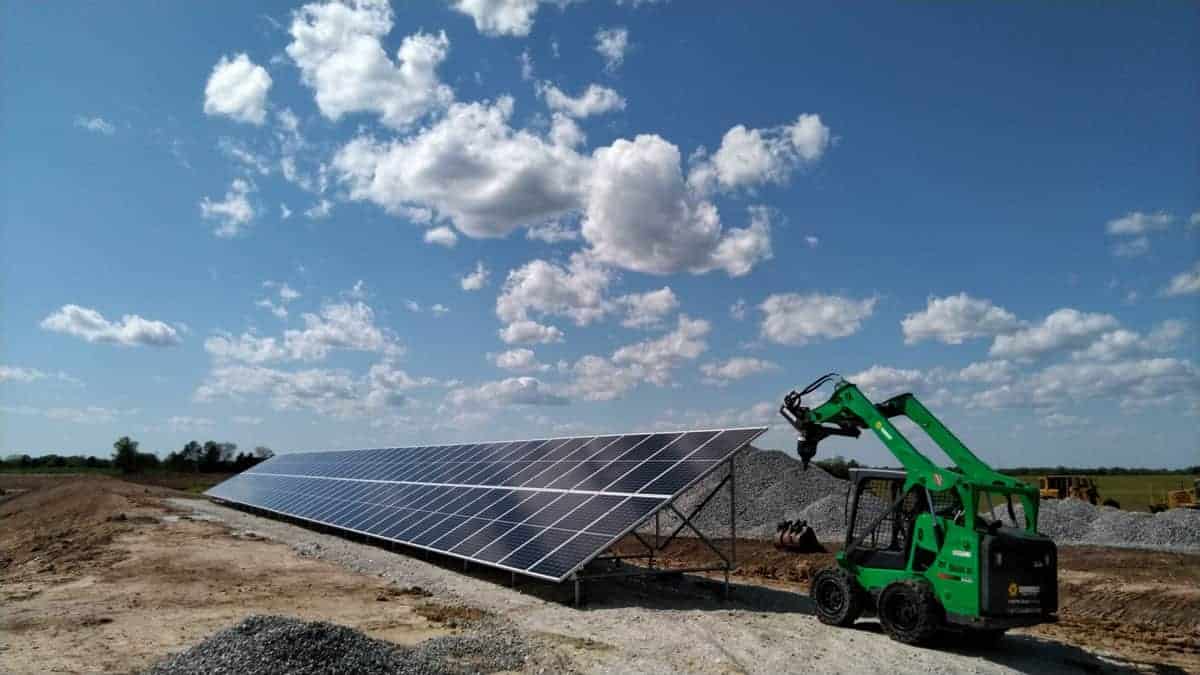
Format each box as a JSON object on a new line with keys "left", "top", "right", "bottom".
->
{"left": 843, "top": 468, "right": 962, "bottom": 572}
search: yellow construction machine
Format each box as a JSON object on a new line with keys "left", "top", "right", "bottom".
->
{"left": 1037, "top": 475, "right": 1119, "bottom": 508}
{"left": 1149, "top": 478, "right": 1199, "bottom": 513}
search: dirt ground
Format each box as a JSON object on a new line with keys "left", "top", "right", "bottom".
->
{"left": 0, "top": 476, "right": 464, "bottom": 674}
{"left": 611, "top": 536, "right": 1200, "bottom": 670}
{"left": 3, "top": 474, "right": 1198, "bottom": 674}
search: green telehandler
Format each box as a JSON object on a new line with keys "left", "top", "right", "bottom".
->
{"left": 779, "top": 373, "right": 1058, "bottom": 645}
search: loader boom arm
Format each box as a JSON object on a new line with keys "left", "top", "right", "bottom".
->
{"left": 780, "top": 374, "right": 1020, "bottom": 493}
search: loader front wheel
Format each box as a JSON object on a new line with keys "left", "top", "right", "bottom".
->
{"left": 811, "top": 567, "right": 863, "bottom": 627}
{"left": 878, "top": 580, "right": 941, "bottom": 645}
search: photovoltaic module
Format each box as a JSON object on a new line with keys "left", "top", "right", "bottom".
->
{"left": 205, "top": 427, "right": 766, "bottom": 582}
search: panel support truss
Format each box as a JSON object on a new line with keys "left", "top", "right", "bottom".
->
{"left": 572, "top": 455, "right": 738, "bottom": 605}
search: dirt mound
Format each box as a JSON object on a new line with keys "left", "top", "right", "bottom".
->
{"left": 0, "top": 477, "right": 174, "bottom": 579}
{"left": 145, "top": 615, "right": 530, "bottom": 675}
{"left": 645, "top": 447, "right": 849, "bottom": 541}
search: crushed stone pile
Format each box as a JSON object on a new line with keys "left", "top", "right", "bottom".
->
{"left": 640, "top": 447, "right": 1200, "bottom": 554}
{"left": 642, "top": 447, "right": 850, "bottom": 540}
{"left": 999, "top": 500, "right": 1200, "bottom": 553}
{"left": 145, "top": 615, "right": 528, "bottom": 675}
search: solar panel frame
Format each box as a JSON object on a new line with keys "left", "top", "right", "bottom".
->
{"left": 206, "top": 426, "right": 766, "bottom": 583}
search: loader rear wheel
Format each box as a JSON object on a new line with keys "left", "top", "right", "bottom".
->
{"left": 811, "top": 567, "right": 864, "bottom": 627}
{"left": 878, "top": 580, "right": 941, "bottom": 645}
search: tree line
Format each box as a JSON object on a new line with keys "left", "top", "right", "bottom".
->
{"left": 801, "top": 455, "right": 1197, "bottom": 480}
{"left": 2, "top": 436, "right": 275, "bottom": 474}
{"left": 996, "top": 465, "right": 1200, "bottom": 477}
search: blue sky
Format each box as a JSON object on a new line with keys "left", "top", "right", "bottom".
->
{"left": 3, "top": 1, "right": 1197, "bottom": 467}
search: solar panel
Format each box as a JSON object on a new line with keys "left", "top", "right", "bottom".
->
{"left": 205, "top": 427, "right": 766, "bottom": 582}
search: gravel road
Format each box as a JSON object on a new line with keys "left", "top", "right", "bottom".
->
{"left": 174, "top": 498, "right": 1151, "bottom": 674}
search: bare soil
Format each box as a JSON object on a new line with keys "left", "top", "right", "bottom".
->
{"left": 0, "top": 476, "right": 463, "bottom": 674}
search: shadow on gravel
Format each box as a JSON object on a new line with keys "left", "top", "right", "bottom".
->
{"left": 938, "top": 633, "right": 1190, "bottom": 675}
{"left": 572, "top": 570, "right": 816, "bottom": 615}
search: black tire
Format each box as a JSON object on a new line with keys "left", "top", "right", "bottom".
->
{"left": 878, "top": 580, "right": 942, "bottom": 645}
{"left": 810, "top": 567, "right": 864, "bottom": 627}
{"left": 1102, "top": 498, "right": 1120, "bottom": 509}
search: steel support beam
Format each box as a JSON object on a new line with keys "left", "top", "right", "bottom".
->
{"left": 574, "top": 454, "right": 741, "bottom": 602}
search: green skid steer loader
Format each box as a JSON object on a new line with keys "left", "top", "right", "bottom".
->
{"left": 779, "top": 374, "right": 1058, "bottom": 645}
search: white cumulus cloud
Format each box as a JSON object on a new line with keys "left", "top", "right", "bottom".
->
{"left": 539, "top": 82, "right": 626, "bottom": 118}
{"left": 988, "top": 308, "right": 1118, "bottom": 360}
{"left": 451, "top": 0, "right": 542, "bottom": 37}
{"left": 1164, "top": 262, "right": 1200, "bottom": 296}
{"left": 957, "top": 360, "right": 1015, "bottom": 384}
{"left": 969, "top": 357, "right": 1199, "bottom": 412}
{"left": 688, "top": 115, "right": 831, "bottom": 194}
{"left": 583, "top": 136, "right": 771, "bottom": 276}
{"left": 203, "top": 53, "right": 272, "bottom": 125}
{"left": 1105, "top": 210, "right": 1173, "bottom": 236}
{"left": 565, "top": 315, "right": 709, "bottom": 400}
{"left": 335, "top": 97, "right": 586, "bottom": 238}
{"left": 759, "top": 293, "right": 877, "bottom": 346}
{"left": 461, "top": 261, "right": 491, "bottom": 291}
{"left": 446, "top": 376, "right": 567, "bottom": 407}
{"left": 497, "top": 252, "right": 612, "bottom": 327}
{"left": 200, "top": 178, "right": 256, "bottom": 238}
{"left": 489, "top": 348, "right": 550, "bottom": 372}
{"left": 700, "top": 356, "right": 778, "bottom": 384}
{"left": 616, "top": 286, "right": 678, "bottom": 328}
{"left": 287, "top": 0, "right": 452, "bottom": 128}
{"left": 848, "top": 365, "right": 931, "bottom": 400}
{"left": 901, "top": 293, "right": 1021, "bottom": 345}
{"left": 595, "top": 26, "right": 628, "bottom": 72}
{"left": 41, "top": 305, "right": 182, "bottom": 347}
{"left": 423, "top": 226, "right": 459, "bottom": 247}
{"left": 498, "top": 319, "right": 565, "bottom": 344}
{"left": 1070, "top": 319, "right": 1186, "bottom": 362}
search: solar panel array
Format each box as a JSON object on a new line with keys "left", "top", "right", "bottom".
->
{"left": 205, "top": 427, "right": 765, "bottom": 582}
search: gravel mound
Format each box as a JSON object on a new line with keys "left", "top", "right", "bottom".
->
{"left": 145, "top": 615, "right": 528, "bottom": 675}
{"left": 1002, "top": 500, "right": 1200, "bottom": 553}
{"left": 647, "top": 446, "right": 1200, "bottom": 553}
{"left": 644, "top": 447, "right": 849, "bottom": 540}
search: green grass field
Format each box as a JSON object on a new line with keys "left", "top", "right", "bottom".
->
{"left": 1013, "top": 474, "right": 1198, "bottom": 512}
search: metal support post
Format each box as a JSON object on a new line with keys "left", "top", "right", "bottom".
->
{"left": 724, "top": 454, "right": 734, "bottom": 569}
{"left": 729, "top": 458, "right": 736, "bottom": 599}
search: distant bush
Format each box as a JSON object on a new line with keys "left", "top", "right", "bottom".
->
{"left": 813, "top": 455, "right": 862, "bottom": 480}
